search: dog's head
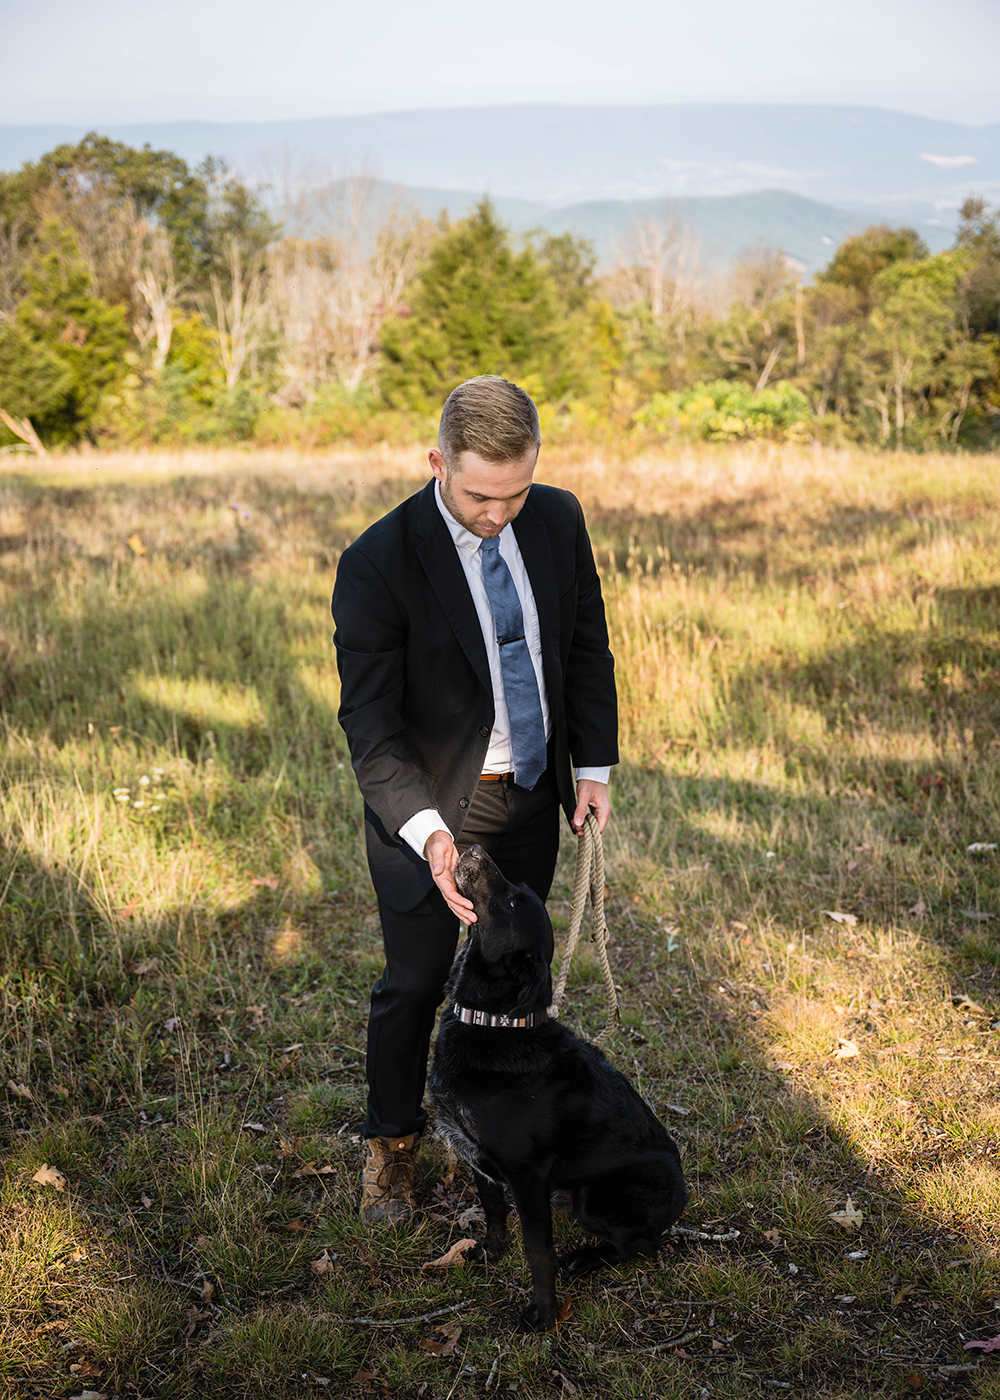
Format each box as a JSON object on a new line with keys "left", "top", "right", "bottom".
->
{"left": 456, "top": 845, "right": 554, "bottom": 964}
{"left": 450, "top": 846, "right": 554, "bottom": 1016}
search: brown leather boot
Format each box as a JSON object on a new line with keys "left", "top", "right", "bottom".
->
{"left": 359, "top": 1133, "right": 420, "bottom": 1225}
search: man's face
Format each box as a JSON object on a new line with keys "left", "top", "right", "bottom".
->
{"left": 429, "top": 446, "right": 537, "bottom": 539}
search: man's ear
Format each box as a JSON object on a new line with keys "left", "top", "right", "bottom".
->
{"left": 428, "top": 448, "right": 447, "bottom": 482}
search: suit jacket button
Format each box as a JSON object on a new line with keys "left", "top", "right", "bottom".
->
{"left": 459, "top": 797, "right": 469, "bottom": 809}
{"left": 479, "top": 725, "right": 490, "bottom": 737}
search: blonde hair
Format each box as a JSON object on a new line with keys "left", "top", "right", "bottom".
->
{"left": 438, "top": 375, "right": 540, "bottom": 470}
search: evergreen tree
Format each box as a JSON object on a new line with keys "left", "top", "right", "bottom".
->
{"left": 378, "top": 199, "right": 587, "bottom": 412}
{"left": 0, "top": 222, "right": 128, "bottom": 443}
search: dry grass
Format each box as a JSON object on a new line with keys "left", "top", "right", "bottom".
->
{"left": 2, "top": 439, "right": 1000, "bottom": 1398}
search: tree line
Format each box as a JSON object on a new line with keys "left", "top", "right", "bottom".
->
{"left": 1, "top": 133, "right": 998, "bottom": 452}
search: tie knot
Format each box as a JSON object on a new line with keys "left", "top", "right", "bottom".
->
{"left": 480, "top": 536, "right": 500, "bottom": 555}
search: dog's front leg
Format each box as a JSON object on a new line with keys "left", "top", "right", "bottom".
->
{"left": 473, "top": 1169, "right": 509, "bottom": 1263}
{"left": 509, "top": 1174, "right": 558, "bottom": 1332}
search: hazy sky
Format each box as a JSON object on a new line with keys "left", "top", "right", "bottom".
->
{"left": 3, "top": 0, "right": 999, "bottom": 127}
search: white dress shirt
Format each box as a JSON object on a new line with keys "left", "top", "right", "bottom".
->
{"left": 399, "top": 482, "right": 610, "bottom": 858}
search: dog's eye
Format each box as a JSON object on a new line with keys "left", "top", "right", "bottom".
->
{"left": 508, "top": 896, "right": 518, "bottom": 909}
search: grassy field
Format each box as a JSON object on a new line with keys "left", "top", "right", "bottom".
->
{"left": 2, "top": 440, "right": 1000, "bottom": 1400}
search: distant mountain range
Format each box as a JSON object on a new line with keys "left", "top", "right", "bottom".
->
{"left": 3, "top": 104, "right": 996, "bottom": 275}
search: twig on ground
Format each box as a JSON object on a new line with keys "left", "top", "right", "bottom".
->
{"left": 346, "top": 1298, "right": 468, "bottom": 1326}
{"left": 672, "top": 1225, "right": 741, "bottom": 1242}
{"left": 629, "top": 1329, "right": 706, "bottom": 1354}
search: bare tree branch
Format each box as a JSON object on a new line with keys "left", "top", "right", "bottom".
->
{"left": 0, "top": 408, "right": 48, "bottom": 456}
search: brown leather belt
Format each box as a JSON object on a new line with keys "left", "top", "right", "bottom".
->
{"left": 479, "top": 771, "right": 515, "bottom": 783}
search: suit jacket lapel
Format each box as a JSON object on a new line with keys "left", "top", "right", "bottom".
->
{"left": 512, "top": 499, "right": 561, "bottom": 689}
{"left": 415, "top": 481, "right": 493, "bottom": 696}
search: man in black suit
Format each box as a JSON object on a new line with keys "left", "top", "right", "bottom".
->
{"left": 332, "top": 375, "right": 618, "bottom": 1224}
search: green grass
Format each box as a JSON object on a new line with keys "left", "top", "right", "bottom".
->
{"left": 2, "top": 440, "right": 1000, "bottom": 1398}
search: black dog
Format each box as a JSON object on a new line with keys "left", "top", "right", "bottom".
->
{"left": 429, "top": 845, "right": 687, "bottom": 1332}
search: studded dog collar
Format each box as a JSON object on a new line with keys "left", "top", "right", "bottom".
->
{"left": 451, "top": 1002, "right": 547, "bottom": 1029}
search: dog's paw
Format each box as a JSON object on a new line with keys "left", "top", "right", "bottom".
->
{"left": 515, "top": 1302, "right": 554, "bottom": 1334}
{"left": 474, "top": 1231, "right": 508, "bottom": 1265}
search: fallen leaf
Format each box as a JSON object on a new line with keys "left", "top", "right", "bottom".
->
{"left": 834, "top": 1039, "right": 860, "bottom": 1060}
{"left": 184, "top": 1305, "right": 212, "bottom": 1339}
{"left": 292, "top": 1162, "right": 336, "bottom": 1179}
{"left": 250, "top": 876, "right": 280, "bottom": 889}
{"left": 952, "top": 993, "right": 987, "bottom": 1016}
{"left": 829, "top": 1196, "right": 864, "bottom": 1231}
{"left": 834, "top": 1294, "right": 856, "bottom": 1303}
{"left": 32, "top": 1163, "right": 67, "bottom": 1192}
{"left": 457, "top": 1204, "right": 485, "bottom": 1230}
{"left": 763, "top": 1228, "right": 783, "bottom": 1246}
{"left": 962, "top": 909, "right": 992, "bottom": 922}
{"left": 553, "top": 1369, "right": 579, "bottom": 1394}
{"left": 422, "top": 1238, "right": 477, "bottom": 1270}
{"left": 907, "top": 898, "right": 927, "bottom": 917}
{"left": 282, "top": 1218, "right": 310, "bottom": 1233}
{"left": 822, "top": 909, "right": 858, "bottom": 925}
{"left": 69, "top": 1391, "right": 106, "bottom": 1400}
{"left": 243, "top": 1122, "right": 267, "bottom": 1133}
{"left": 127, "top": 533, "right": 146, "bottom": 556}
{"left": 279, "top": 1043, "right": 304, "bottom": 1053}
{"left": 893, "top": 1282, "right": 917, "bottom": 1306}
{"left": 200, "top": 1278, "right": 215, "bottom": 1302}
{"left": 557, "top": 1293, "right": 573, "bottom": 1323}
{"left": 967, "top": 843, "right": 998, "bottom": 854}
{"left": 69, "top": 1361, "right": 101, "bottom": 1377}
{"left": 140, "top": 1193, "right": 154, "bottom": 1209}
{"left": 311, "top": 1249, "right": 338, "bottom": 1276}
{"left": 351, "top": 1372, "right": 378, "bottom": 1386}
{"left": 7, "top": 1080, "right": 33, "bottom": 1100}
{"left": 664, "top": 1103, "right": 690, "bottom": 1116}
{"left": 164, "top": 1016, "right": 182, "bottom": 1033}
{"left": 772, "top": 1061, "right": 795, "bottom": 1071}
{"left": 132, "top": 957, "right": 160, "bottom": 975}
{"left": 33, "top": 1319, "right": 70, "bottom": 1335}
{"left": 730, "top": 920, "right": 749, "bottom": 931}
{"left": 418, "top": 1321, "right": 462, "bottom": 1356}
{"left": 68, "top": 1247, "right": 88, "bottom": 1262}
{"left": 965, "top": 1334, "right": 1000, "bottom": 1352}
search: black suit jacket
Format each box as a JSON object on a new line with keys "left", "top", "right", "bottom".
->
{"left": 332, "top": 479, "right": 618, "bottom": 912}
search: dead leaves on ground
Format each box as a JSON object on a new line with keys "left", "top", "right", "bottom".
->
{"left": 32, "top": 1163, "right": 67, "bottom": 1192}
{"left": 417, "top": 1321, "right": 462, "bottom": 1356}
{"left": 965, "top": 1333, "right": 1000, "bottom": 1353}
{"left": 829, "top": 1196, "right": 864, "bottom": 1232}
{"left": 422, "top": 1238, "right": 477, "bottom": 1270}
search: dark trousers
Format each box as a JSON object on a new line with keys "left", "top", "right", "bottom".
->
{"left": 363, "top": 768, "right": 561, "bottom": 1139}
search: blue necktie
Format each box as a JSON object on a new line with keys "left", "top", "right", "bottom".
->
{"left": 479, "top": 536, "right": 547, "bottom": 790}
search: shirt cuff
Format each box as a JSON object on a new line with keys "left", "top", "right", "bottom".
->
{"left": 399, "top": 808, "right": 453, "bottom": 859}
{"left": 575, "top": 766, "right": 611, "bottom": 785}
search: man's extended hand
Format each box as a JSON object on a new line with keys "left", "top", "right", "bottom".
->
{"left": 572, "top": 779, "right": 610, "bottom": 834}
{"left": 425, "top": 830, "right": 477, "bottom": 922}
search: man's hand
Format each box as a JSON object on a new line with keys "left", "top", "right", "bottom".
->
{"left": 572, "top": 779, "right": 610, "bottom": 834}
{"left": 425, "top": 830, "right": 477, "bottom": 922}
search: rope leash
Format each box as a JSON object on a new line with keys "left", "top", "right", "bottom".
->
{"left": 548, "top": 810, "right": 619, "bottom": 1046}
